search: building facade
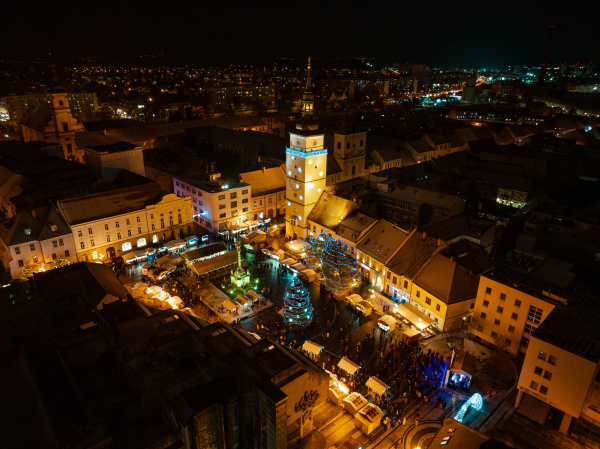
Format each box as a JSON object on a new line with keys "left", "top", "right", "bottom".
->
{"left": 174, "top": 172, "right": 252, "bottom": 234}
{"left": 469, "top": 268, "right": 564, "bottom": 356}
{"left": 57, "top": 183, "right": 193, "bottom": 261}
{"left": 286, "top": 59, "right": 327, "bottom": 240}
{"left": 21, "top": 92, "right": 86, "bottom": 163}
{"left": 0, "top": 206, "right": 77, "bottom": 279}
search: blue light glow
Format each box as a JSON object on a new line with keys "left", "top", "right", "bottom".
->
{"left": 454, "top": 393, "right": 483, "bottom": 423}
{"left": 286, "top": 148, "right": 328, "bottom": 158}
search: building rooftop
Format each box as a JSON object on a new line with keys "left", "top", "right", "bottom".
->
{"left": 357, "top": 219, "right": 409, "bottom": 263}
{"left": 378, "top": 183, "right": 464, "bottom": 210}
{"left": 0, "top": 206, "right": 71, "bottom": 246}
{"left": 336, "top": 211, "right": 377, "bottom": 244}
{"left": 413, "top": 253, "right": 480, "bottom": 304}
{"left": 533, "top": 306, "right": 600, "bottom": 363}
{"left": 420, "top": 215, "right": 495, "bottom": 244}
{"left": 387, "top": 229, "right": 444, "bottom": 280}
{"left": 58, "top": 182, "right": 165, "bottom": 225}
{"left": 177, "top": 173, "right": 249, "bottom": 193}
{"left": 82, "top": 141, "right": 138, "bottom": 154}
{"left": 239, "top": 165, "right": 286, "bottom": 197}
{"left": 440, "top": 240, "right": 496, "bottom": 275}
{"left": 307, "top": 192, "right": 359, "bottom": 230}
{"left": 181, "top": 242, "right": 227, "bottom": 262}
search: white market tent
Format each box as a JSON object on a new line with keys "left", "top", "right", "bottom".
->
{"left": 290, "top": 262, "right": 306, "bottom": 272}
{"left": 393, "top": 303, "right": 436, "bottom": 330}
{"left": 302, "top": 340, "right": 324, "bottom": 355}
{"left": 168, "top": 296, "right": 182, "bottom": 309}
{"left": 378, "top": 315, "right": 397, "bottom": 332}
{"left": 366, "top": 377, "right": 391, "bottom": 395}
{"left": 286, "top": 239, "right": 306, "bottom": 254}
{"left": 122, "top": 252, "right": 137, "bottom": 263}
{"left": 346, "top": 294, "right": 363, "bottom": 304}
{"left": 300, "top": 268, "right": 317, "bottom": 283}
{"left": 338, "top": 357, "right": 360, "bottom": 375}
{"left": 281, "top": 258, "right": 296, "bottom": 267}
{"left": 147, "top": 285, "right": 163, "bottom": 297}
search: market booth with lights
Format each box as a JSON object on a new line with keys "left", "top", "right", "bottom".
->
{"left": 366, "top": 376, "right": 391, "bottom": 400}
{"left": 445, "top": 350, "right": 478, "bottom": 393}
{"left": 302, "top": 340, "right": 323, "bottom": 360}
{"left": 393, "top": 302, "right": 437, "bottom": 336}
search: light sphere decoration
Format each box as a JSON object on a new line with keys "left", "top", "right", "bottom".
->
{"left": 321, "top": 237, "right": 360, "bottom": 298}
{"left": 283, "top": 275, "right": 313, "bottom": 327}
{"left": 304, "top": 231, "right": 332, "bottom": 269}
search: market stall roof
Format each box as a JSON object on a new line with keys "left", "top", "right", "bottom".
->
{"left": 133, "top": 249, "right": 147, "bottom": 258}
{"left": 122, "top": 251, "right": 136, "bottom": 262}
{"left": 366, "top": 377, "right": 390, "bottom": 395}
{"left": 147, "top": 285, "right": 162, "bottom": 296}
{"left": 165, "top": 239, "right": 186, "bottom": 248}
{"left": 357, "top": 403, "right": 384, "bottom": 423}
{"left": 245, "top": 230, "right": 267, "bottom": 239}
{"left": 302, "top": 340, "right": 324, "bottom": 355}
{"left": 291, "top": 262, "right": 306, "bottom": 271}
{"left": 235, "top": 295, "right": 249, "bottom": 307}
{"left": 451, "top": 350, "right": 478, "bottom": 376}
{"left": 357, "top": 300, "right": 373, "bottom": 309}
{"left": 281, "top": 257, "right": 296, "bottom": 266}
{"left": 190, "top": 251, "right": 238, "bottom": 276}
{"left": 403, "top": 328, "right": 421, "bottom": 338}
{"left": 223, "top": 299, "right": 237, "bottom": 311}
{"left": 379, "top": 315, "right": 397, "bottom": 327}
{"left": 301, "top": 268, "right": 316, "bottom": 277}
{"left": 156, "top": 254, "right": 182, "bottom": 266}
{"left": 181, "top": 242, "right": 227, "bottom": 262}
{"left": 286, "top": 239, "right": 306, "bottom": 253}
{"left": 347, "top": 294, "right": 363, "bottom": 303}
{"left": 184, "top": 235, "right": 198, "bottom": 242}
{"left": 393, "top": 302, "right": 436, "bottom": 330}
{"left": 338, "top": 357, "right": 360, "bottom": 375}
{"left": 245, "top": 290, "right": 261, "bottom": 301}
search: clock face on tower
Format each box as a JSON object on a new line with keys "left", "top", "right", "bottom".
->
{"left": 295, "top": 139, "right": 301, "bottom": 147}
{"left": 312, "top": 140, "right": 317, "bottom": 146}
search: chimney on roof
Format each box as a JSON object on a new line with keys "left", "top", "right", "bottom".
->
{"left": 450, "top": 256, "right": 454, "bottom": 262}
{"left": 258, "top": 156, "right": 261, "bottom": 162}
{"left": 437, "top": 238, "right": 443, "bottom": 247}
{"left": 262, "top": 166, "right": 265, "bottom": 174}
{"left": 31, "top": 210, "right": 36, "bottom": 218}
{"left": 422, "top": 231, "right": 427, "bottom": 240}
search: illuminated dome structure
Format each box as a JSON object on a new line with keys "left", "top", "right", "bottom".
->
{"left": 304, "top": 231, "right": 331, "bottom": 269}
{"left": 321, "top": 237, "right": 360, "bottom": 298}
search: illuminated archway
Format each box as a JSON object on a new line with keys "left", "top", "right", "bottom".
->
{"left": 137, "top": 237, "right": 147, "bottom": 247}
{"left": 122, "top": 242, "right": 132, "bottom": 252}
{"left": 454, "top": 393, "right": 483, "bottom": 423}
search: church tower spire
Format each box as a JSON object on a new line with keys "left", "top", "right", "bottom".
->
{"left": 301, "top": 57, "right": 314, "bottom": 117}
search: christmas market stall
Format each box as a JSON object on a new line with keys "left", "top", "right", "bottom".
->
{"left": 244, "top": 290, "right": 262, "bottom": 306}
{"left": 343, "top": 392, "right": 367, "bottom": 415}
{"left": 392, "top": 302, "right": 437, "bottom": 335}
{"left": 446, "top": 350, "right": 478, "bottom": 393}
{"left": 281, "top": 257, "right": 297, "bottom": 268}
{"left": 338, "top": 357, "right": 360, "bottom": 378}
{"left": 354, "top": 403, "right": 384, "bottom": 435}
{"left": 302, "top": 340, "right": 323, "bottom": 360}
{"left": 299, "top": 268, "right": 317, "bottom": 283}
{"left": 286, "top": 239, "right": 306, "bottom": 256}
{"left": 290, "top": 262, "right": 306, "bottom": 273}
{"left": 402, "top": 328, "right": 421, "bottom": 345}
{"left": 262, "top": 247, "right": 285, "bottom": 261}
{"left": 234, "top": 295, "right": 251, "bottom": 311}
{"left": 366, "top": 377, "right": 390, "bottom": 400}
{"left": 223, "top": 299, "right": 238, "bottom": 315}
{"left": 377, "top": 314, "right": 397, "bottom": 333}
{"left": 328, "top": 380, "right": 349, "bottom": 406}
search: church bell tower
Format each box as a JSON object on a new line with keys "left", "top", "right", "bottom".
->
{"left": 285, "top": 58, "right": 327, "bottom": 240}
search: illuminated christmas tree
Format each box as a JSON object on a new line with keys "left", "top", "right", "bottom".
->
{"left": 321, "top": 237, "right": 360, "bottom": 298}
{"left": 283, "top": 275, "right": 313, "bottom": 327}
{"left": 304, "top": 231, "right": 331, "bottom": 269}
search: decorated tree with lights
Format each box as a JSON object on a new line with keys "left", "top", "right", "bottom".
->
{"left": 304, "top": 231, "right": 331, "bottom": 269}
{"left": 283, "top": 275, "right": 313, "bottom": 327}
{"left": 321, "top": 237, "right": 360, "bottom": 298}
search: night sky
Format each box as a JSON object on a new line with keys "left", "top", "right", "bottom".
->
{"left": 4, "top": 0, "right": 599, "bottom": 67}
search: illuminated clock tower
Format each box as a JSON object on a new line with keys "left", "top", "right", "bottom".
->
{"left": 285, "top": 57, "right": 327, "bottom": 240}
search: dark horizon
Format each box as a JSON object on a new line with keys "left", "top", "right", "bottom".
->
{"left": 3, "top": 0, "right": 599, "bottom": 68}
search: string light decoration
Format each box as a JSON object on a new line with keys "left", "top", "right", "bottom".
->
{"left": 321, "top": 237, "right": 360, "bottom": 298}
{"left": 304, "top": 231, "right": 332, "bottom": 269}
{"left": 284, "top": 275, "right": 313, "bottom": 326}
{"left": 454, "top": 393, "right": 483, "bottom": 423}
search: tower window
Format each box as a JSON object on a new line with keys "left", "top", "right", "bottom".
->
{"left": 337, "top": 142, "right": 341, "bottom": 149}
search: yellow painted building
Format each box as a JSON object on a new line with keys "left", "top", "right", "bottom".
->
{"left": 58, "top": 183, "right": 193, "bottom": 262}
{"left": 409, "top": 253, "right": 479, "bottom": 331}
